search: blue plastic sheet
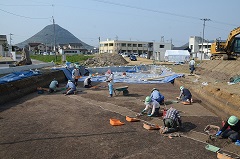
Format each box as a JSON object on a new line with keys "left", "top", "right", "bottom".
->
{"left": 55, "top": 65, "right": 183, "bottom": 84}
{"left": 0, "top": 70, "right": 41, "bottom": 84}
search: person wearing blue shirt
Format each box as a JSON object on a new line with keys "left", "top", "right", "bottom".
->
{"left": 49, "top": 78, "right": 59, "bottom": 93}
{"left": 150, "top": 88, "right": 165, "bottom": 105}
{"left": 177, "top": 86, "right": 193, "bottom": 103}
{"left": 65, "top": 80, "right": 76, "bottom": 95}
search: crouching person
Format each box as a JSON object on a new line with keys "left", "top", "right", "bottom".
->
{"left": 216, "top": 116, "right": 240, "bottom": 146}
{"left": 177, "top": 86, "right": 193, "bottom": 104}
{"left": 49, "top": 78, "right": 59, "bottom": 93}
{"left": 65, "top": 80, "right": 76, "bottom": 95}
{"left": 150, "top": 88, "right": 165, "bottom": 105}
{"left": 160, "top": 107, "right": 182, "bottom": 134}
{"left": 141, "top": 96, "right": 160, "bottom": 117}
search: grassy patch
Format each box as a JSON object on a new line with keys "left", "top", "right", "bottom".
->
{"left": 31, "top": 54, "right": 94, "bottom": 65}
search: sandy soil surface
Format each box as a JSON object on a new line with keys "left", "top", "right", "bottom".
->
{"left": 0, "top": 55, "right": 240, "bottom": 158}
{"left": 1, "top": 82, "right": 222, "bottom": 159}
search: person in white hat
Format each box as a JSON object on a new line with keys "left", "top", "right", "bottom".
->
{"left": 84, "top": 75, "right": 92, "bottom": 88}
{"left": 150, "top": 88, "right": 165, "bottom": 105}
{"left": 177, "top": 86, "right": 192, "bottom": 103}
{"left": 48, "top": 78, "right": 59, "bottom": 93}
{"left": 65, "top": 80, "right": 76, "bottom": 95}
{"left": 72, "top": 66, "right": 81, "bottom": 86}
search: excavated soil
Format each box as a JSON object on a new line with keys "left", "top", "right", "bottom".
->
{"left": 0, "top": 55, "right": 240, "bottom": 158}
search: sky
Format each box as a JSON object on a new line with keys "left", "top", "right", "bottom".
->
{"left": 0, "top": 0, "right": 239, "bottom": 47}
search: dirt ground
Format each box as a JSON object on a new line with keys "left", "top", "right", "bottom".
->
{"left": 0, "top": 56, "right": 240, "bottom": 159}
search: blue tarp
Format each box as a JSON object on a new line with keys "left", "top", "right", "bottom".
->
{"left": 0, "top": 65, "right": 183, "bottom": 85}
{"left": 0, "top": 70, "right": 41, "bottom": 84}
{"left": 75, "top": 65, "right": 183, "bottom": 84}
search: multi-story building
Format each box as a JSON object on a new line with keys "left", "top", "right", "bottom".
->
{"left": 99, "top": 39, "right": 173, "bottom": 61}
{"left": 99, "top": 39, "right": 148, "bottom": 55}
{"left": 0, "top": 35, "right": 8, "bottom": 57}
{"left": 189, "top": 36, "right": 212, "bottom": 60}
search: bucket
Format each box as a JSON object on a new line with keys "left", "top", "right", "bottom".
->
{"left": 162, "top": 109, "right": 167, "bottom": 117}
{"left": 126, "top": 116, "right": 140, "bottom": 122}
{"left": 110, "top": 119, "right": 124, "bottom": 126}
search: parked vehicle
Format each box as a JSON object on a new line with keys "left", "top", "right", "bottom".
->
{"left": 121, "top": 52, "right": 129, "bottom": 57}
{"left": 43, "top": 52, "right": 49, "bottom": 55}
{"left": 133, "top": 53, "right": 139, "bottom": 57}
{"left": 130, "top": 55, "right": 137, "bottom": 61}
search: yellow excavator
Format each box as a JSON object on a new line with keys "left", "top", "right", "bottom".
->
{"left": 210, "top": 26, "right": 240, "bottom": 60}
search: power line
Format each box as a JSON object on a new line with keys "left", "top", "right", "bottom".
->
{"left": 0, "top": 4, "right": 52, "bottom": 6}
{"left": 91, "top": 0, "right": 238, "bottom": 27}
{"left": 92, "top": 0, "right": 200, "bottom": 20}
{"left": 0, "top": 8, "right": 51, "bottom": 19}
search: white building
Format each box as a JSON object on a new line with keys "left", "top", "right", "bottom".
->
{"left": 99, "top": 39, "right": 148, "bottom": 55}
{"left": 0, "top": 35, "right": 8, "bottom": 57}
{"left": 189, "top": 36, "right": 212, "bottom": 60}
{"left": 99, "top": 39, "right": 172, "bottom": 61}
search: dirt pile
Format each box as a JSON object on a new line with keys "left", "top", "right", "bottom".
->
{"left": 84, "top": 53, "right": 128, "bottom": 67}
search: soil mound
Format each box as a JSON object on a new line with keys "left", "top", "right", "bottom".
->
{"left": 84, "top": 53, "right": 128, "bottom": 67}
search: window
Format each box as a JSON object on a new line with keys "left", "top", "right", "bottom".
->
{"left": 127, "top": 44, "right": 132, "bottom": 47}
{"left": 133, "top": 44, "right": 137, "bottom": 47}
{"left": 109, "top": 43, "right": 113, "bottom": 46}
{"left": 121, "top": 43, "right": 126, "bottom": 47}
{"left": 138, "top": 44, "right": 142, "bottom": 47}
{"left": 160, "top": 45, "right": 164, "bottom": 48}
{"left": 104, "top": 43, "right": 108, "bottom": 46}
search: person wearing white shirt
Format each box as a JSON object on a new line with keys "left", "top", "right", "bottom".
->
{"left": 189, "top": 58, "right": 195, "bottom": 75}
{"left": 141, "top": 96, "right": 160, "bottom": 117}
{"left": 106, "top": 69, "right": 114, "bottom": 97}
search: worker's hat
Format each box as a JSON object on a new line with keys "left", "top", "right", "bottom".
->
{"left": 151, "top": 88, "right": 159, "bottom": 92}
{"left": 180, "top": 86, "right": 184, "bottom": 90}
{"left": 228, "top": 116, "right": 239, "bottom": 126}
{"left": 145, "top": 96, "right": 151, "bottom": 104}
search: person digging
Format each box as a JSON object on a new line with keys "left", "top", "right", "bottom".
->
{"left": 160, "top": 107, "right": 182, "bottom": 134}
{"left": 140, "top": 96, "right": 160, "bottom": 117}
{"left": 215, "top": 115, "right": 240, "bottom": 146}
{"left": 176, "top": 86, "right": 193, "bottom": 104}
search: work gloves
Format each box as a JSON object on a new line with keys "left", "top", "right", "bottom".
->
{"left": 147, "top": 114, "right": 152, "bottom": 117}
{"left": 215, "top": 131, "right": 222, "bottom": 136}
{"left": 235, "top": 140, "right": 240, "bottom": 146}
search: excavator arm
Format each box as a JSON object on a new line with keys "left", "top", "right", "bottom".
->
{"left": 224, "top": 26, "right": 240, "bottom": 52}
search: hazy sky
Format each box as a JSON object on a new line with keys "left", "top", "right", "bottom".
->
{"left": 0, "top": 0, "right": 239, "bottom": 47}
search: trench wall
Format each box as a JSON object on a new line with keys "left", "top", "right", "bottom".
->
{"left": 0, "top": 70, "right": 66, "bottom": 105}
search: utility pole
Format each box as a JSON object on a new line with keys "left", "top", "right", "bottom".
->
{"left": 98, "top": 37, "right": 101, "bottom": 54}
{"left": 9, "top": 33, "right": 13, "bottom": 55}
{"left": 52, "top": 16, "right": 57, "bottom": 63}
{"left": 200, "top": 18, "right": 211, "bottom": 62}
